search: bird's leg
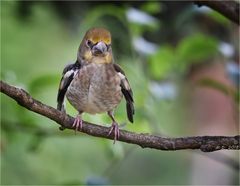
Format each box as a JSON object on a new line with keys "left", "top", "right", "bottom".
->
{"left": 72, "top": 113, "right": 83, "bottom": 134}
{"left": 107, "top": 111, "right": 120, "bottom": 144}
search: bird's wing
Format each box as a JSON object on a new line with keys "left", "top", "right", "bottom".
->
{"left": 113, "top": 63, "right": 134, "bottom": 123}
{"left": 57, "top": 61, "right": 81, "bottom": 111}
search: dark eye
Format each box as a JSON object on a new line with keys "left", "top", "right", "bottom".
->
{"left": 106, "top": 44, "right": 111, "bottom": 50}
{"left": 86, "top": 40, "right": 93, "bottom": 48}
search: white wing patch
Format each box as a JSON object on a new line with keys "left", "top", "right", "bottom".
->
{"left": 58, "top": 64, "right": 79, "bottom": 112}
{"left": 118, "top": 72, "right": 125, "bottom": 80}
{"left": 64, "top": 69, "right": 75, "bottom": 78}
{"left": 117, "top": 72, "right": 130, "bottom": 90}
{"left": 64, "top": 69, "right": 78, "bottom": 78}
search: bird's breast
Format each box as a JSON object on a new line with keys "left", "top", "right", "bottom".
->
{"left": 66, "top": 63, "right": 122, "bottom": 114}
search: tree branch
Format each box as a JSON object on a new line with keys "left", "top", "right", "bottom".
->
{"left": 194, "top": 0, "right": 239, "bottom": 25}
{"left": 0, "top": 80, "right": 239, "bottom": 152}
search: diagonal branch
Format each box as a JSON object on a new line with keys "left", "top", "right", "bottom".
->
{"left": 194, "top": 0, "right": 239, "bottom": 25}
{"left": 0, "top": 80, "right": 239, "bottom": 152}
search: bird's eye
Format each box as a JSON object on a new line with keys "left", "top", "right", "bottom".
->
{"left": 106, "top": 44, "right": 111, "bottom": 50}
{"left": 86, "top": 40, "right": 93, "bottom": 48}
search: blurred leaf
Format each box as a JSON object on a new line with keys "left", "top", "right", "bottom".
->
{"left": 140, "top": 2, "right": 162, "bottom": 14}
{"left": 177, "top": 33, "right": 218, "bottom": 66}
{"left": 149, "top": 46, "right": 175, "bottom": 79}
{"left": 208, "top": 10, "right": 230, "bottom": 26}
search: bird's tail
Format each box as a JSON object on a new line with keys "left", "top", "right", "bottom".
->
{"left": 126, "top": 102, "right": 134, "bottom": 123}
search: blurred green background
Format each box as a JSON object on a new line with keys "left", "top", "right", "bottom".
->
{"left": 1, "top": 1, "right": 239, "bottom": 185}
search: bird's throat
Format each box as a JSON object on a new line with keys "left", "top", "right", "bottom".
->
{"left": 92, "top": 54, "right": 112, "bottom": 64}
{"left": 83, "top": 51, "right": 112, "bottom": 64}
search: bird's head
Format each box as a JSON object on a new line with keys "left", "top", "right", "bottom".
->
{"left": 78, "top": 28, "right": 113, "bottom": 64}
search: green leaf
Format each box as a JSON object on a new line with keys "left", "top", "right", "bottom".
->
{"left": 208, "top": 10, "right": 230, "bottom": 25}
{"left": 177, "top": 33, "right": 219, "bottom": 66}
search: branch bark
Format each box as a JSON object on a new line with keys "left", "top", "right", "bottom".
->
{"left": 194, "top": 0, "right": 239, "bottom": 25}
{"left": 0, "top": 80, "right": 239, "bottom": 152}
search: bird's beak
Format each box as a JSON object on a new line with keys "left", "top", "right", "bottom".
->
{"left": 92, "top": 41, "right": 107, "bottom": 55}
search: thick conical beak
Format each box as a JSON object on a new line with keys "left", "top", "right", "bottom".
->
{"left": 92, "top": 41, "right": 107, "bottom": 55}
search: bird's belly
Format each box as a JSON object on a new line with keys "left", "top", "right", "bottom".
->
{"left": 67, "top": 83, "right": 122, "bottom": 114}
{"left": 85, "top": 83, "right": 122, "bottom": 114}
{"left": 66, "top": 65, "right": 122, "bottom": 114}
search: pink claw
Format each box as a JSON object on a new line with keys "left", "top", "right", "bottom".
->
{"left": 72, "top": 115, "right": 83, "bottom": 133}
{"left": 107, "top": 122, "right": 120, "bottom": 144}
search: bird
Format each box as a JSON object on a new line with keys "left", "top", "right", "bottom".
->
{"left": 57, "top": 27, "right": 134, "bottom": 143}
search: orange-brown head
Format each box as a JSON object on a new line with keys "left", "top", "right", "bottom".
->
{"left": 78, "top": 27, "right": 113, "bottom": 64}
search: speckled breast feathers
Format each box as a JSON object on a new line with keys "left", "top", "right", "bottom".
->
{"left": 66, "top": 63, "right": 122, "bottom": 114}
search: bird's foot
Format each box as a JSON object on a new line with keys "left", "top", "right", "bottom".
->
{"left": 72, "top": 114, "right": 83, "bottom": 134}
{"left": 107, "top": 122, "right": 120, "bottom": 144}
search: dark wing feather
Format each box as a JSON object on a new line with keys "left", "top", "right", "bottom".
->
{"left": 57, "top": 61, "right": 81, "bottom": 111}
{"left": 114, "top": 64, "right": 134, "bottom": 123}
